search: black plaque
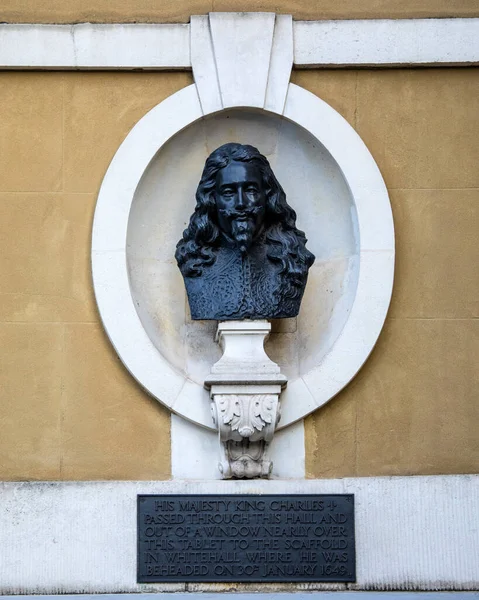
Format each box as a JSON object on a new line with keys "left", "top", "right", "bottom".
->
{"left": 137, "top": 494, "right": 355, "bottom": 583}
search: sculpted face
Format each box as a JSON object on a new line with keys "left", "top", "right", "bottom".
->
{"left": 215, "top": 161, "right": 267, "bottom": 253}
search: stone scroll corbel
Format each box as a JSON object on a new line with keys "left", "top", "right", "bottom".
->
{"left": 204, "top": 321, "right": 287, "bottom": 479}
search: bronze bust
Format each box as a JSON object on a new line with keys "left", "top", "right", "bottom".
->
{"left": 175, "top": 143, "right": 315, "bottom": 320}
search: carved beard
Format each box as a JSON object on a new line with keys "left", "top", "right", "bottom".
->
{"left": 218, "top": 206, "right": 263, "bottom": 254}
{"left": 230, "top": 218, "right": 255, "bottom": 254}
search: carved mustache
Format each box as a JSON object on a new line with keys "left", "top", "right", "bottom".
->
{"left": 217, "top": 206, "right": 263, "bottom": 219}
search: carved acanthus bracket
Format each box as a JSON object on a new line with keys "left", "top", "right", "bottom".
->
{"left": 205, "top": 321, "right": 287, "bottom": 479}
{"left": 217, "top": 393, "right": 278, "bottom": 439}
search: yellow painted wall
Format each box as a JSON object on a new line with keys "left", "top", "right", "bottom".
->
{"left": 0, "top": 72, "right": 192, "bottom": 480}
{"left": 0, "top": 68, "right": 478, "bottom": 480}
{"left": 1, "top": 0, "right": 478, "bottom": 22}
{"left": 294, "top": 69, "right": 479, "bottom": 478}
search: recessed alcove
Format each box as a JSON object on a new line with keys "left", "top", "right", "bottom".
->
{"left": 126, "top": 109, "right": 360, "bottom": 392}
{"left": 93, "top": 81, "right": 394, "bottom": 430}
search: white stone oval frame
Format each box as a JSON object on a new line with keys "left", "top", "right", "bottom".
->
{"left": 92, "top": 81, "right": 394, "bottom": 431}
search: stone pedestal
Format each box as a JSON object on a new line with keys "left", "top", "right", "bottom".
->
{"left": 205, "top": 321, "right": 287, "bottom": 479}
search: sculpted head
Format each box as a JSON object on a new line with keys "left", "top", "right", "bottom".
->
{"left": 175, "top": 143, "right": 315, "bottom": 310}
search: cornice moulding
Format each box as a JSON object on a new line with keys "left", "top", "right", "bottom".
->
{"left": 0, "top": 17, "right": 478, "bottom": 70}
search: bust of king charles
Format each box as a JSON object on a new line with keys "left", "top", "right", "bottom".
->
{"left": 175, "top": 143, "right": 315, "bottom": 320}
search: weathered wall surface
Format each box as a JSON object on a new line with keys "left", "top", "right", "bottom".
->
{"left": 0, "top": 72, "right": 192, "bottom": 480}
{"left": 296, "top": 69, "right": 479, "bottom": 478}
{"left": 0, "top": 68, "right": 477, "bottom": 480}
{"left": 0, "top": 0, "right": 478, "bottom": 23}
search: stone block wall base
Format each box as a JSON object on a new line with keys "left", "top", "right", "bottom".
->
{"left": 0, "top": 476, "right": 477, "bottom": 594}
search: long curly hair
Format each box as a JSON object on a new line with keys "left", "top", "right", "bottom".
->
{"left": 175, "top": 143, "right": 315, "bottom": 300}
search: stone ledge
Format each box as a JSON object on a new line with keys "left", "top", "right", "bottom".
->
{"left": 0, "top": 18, "right": 478, "bottom": 70}
{"left": 0, "top": 476, "right": 477, "bottom": 593}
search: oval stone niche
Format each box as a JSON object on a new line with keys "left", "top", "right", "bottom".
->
{"left": 126, "top": 108, "right": 359, "bottom": 396}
